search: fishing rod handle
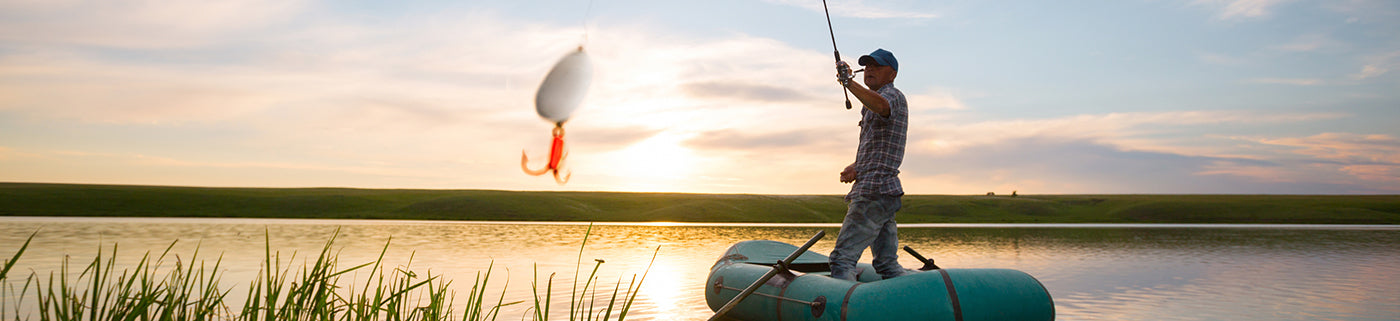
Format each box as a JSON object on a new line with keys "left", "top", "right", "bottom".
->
{"left": 835, "top": 51, "right": 854, "bottom": 110}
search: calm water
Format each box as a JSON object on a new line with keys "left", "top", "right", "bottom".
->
{"left": 1, "top": 217, "right": 1398, "bottom": 320}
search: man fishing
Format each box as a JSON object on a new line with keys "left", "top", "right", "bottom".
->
{"left": 829, "top": 48, "right": 909, "bottom": 281}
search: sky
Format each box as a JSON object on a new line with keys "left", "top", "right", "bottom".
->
{"left": 1, "top": 0, "right": 1397, "bottom": 195}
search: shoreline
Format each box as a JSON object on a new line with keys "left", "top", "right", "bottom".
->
{"left": 3, "top": 182, "right": 1398, "bottom": 224}
{"left": 4, "top": 215, "right": 1399, "bottom": 230}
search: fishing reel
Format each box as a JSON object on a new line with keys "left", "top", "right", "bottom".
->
{"left": 836, "top": 62, "right": 865, "bottom": 87}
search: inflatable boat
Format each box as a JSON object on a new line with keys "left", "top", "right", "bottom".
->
{"left": 705, "top": 232, "right": 1054, "bottom": 321}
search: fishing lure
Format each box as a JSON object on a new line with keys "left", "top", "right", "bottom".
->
{"left": 522, "top": 123, "right": 570, "bottom": 183}
{"left": 522, "top": 47, "right": 591, "bottom": 184}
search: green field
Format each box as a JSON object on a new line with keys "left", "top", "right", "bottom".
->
{"left": 2, "top": 183, "right": 1398, "bottom": 224}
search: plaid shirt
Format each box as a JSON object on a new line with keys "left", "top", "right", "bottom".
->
{"left": 847, "top": 83, "right": 908, "bottom": 201}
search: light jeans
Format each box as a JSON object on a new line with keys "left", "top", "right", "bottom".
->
{"left": 828, "top": 194, "right": 906, "bottom": 281}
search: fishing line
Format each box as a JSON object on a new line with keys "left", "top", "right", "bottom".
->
{"left": 581, "top": 0, "right": 598, "bottom": 45}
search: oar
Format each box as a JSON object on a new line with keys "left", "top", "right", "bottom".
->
{"left": 708, "top": 230, "right": 826, "bottom": 321}
{"left": 903, "top": 245, "right": 941, "bottom": 271}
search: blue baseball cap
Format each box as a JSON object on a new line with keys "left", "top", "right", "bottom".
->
{"left": 858, "top": 48, "right": 898, "bottom": 72}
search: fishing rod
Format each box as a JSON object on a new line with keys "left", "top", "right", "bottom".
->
{"left": 822, "top": 0, "right": 853, "bottom": 110}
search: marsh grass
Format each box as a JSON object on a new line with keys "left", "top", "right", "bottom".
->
{"left": 528, "top": 224, "right": 655, "bottom": 321}
{"left": 0, "top": 226, "right": 656, "bottom": 321}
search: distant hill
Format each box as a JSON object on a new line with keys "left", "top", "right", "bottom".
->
{"left": 2, "top": 183, "right": 1397, "bottom": 224}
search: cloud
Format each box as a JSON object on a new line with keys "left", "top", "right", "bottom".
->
{"left": 1197, "top": 52, "right": 1249, "bottom": 65}
{"left": 904, "top": 135, "right": 1396, "bottom": 194}
{"left": 906, "top": 87, "right": 970, "bottom": 111}
{"left": 0, "top": 0, "right": 311, "bottom": 49}
{"left": 0, "top": 146, "right": 18, "bottom": 160}
{"left": 684, "top": 128, "right": 846, "bottom": 152}
{"left": 1259, "top": 132, "right": 1399, "bottom": 159}
{"left": 1350, "top": 65, "right": 1389, "bottom": 79}
{"left": 0, "top": 147, "right": 447, "bottom": 188}
{"left": 1269, "top": 33, "right": 1346, "bottom": 52}
{"left": 1321, "top": 0, "right": 1400, "bottom": 24}
{"left": 1248, "top": 78, "right": 1323, "bottom": 85}
{"left": 1192, "top": 0, "right": 1292, "bottom": 20}
{"left": 892, "top": 111, "right": 1400, "bottom": 193}
{"left": 3, "top": 0, "right": 1392, "bottom": 195}
{"left": 681, "top": 81, "right": 822, "bottom": 104}
{"left": 1206, "top": 133, "right": 1400, "bottom": 190}
{"left": 0, "top": 4, "right": 865, "bottom": 193}
{"left": 1350, "top": 51, "right": 1400, "bottom": 80}
{"left": 762, "top": 0, "right": 938, "bottom": 19}
{"left": 901, "top": 137, "right": 1374, "bottom": 194}
{"left": 910, "top": 110, "right": 1347, "bottom": 157}
{"left": 570, "top": 126, "right": 666, "bottom": 151}
{"left": 0, "top": 54, "right": 282, "bottom": 124}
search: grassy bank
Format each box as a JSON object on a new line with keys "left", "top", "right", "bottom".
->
{"left": 0, "top": 226, "right": 654, "bottom": 321}
{"left": 1, "top": 183, "right": 1398, "bottom": 224}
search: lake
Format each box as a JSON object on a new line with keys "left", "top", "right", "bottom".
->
{"left": 1, "top": 217, "right": 1397, "bottom": 320}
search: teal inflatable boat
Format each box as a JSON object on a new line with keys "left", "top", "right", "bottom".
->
{"left": 705, "top": 238, "right": 1054, "bottom": 321}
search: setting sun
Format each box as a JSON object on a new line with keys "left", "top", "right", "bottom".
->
{"left": 583, "top": 132, "right": 703, "bottom": 192}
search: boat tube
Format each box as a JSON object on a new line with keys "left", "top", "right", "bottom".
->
{"left": 705, "top": 240, "right": 1054, "bottom": 321}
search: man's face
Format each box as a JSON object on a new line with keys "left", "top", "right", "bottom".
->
{"left": 863, "top": 64, "right": 896, "bottom": 89}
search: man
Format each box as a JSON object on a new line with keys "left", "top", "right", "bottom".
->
{"left": 829, "top": 48, "right": 908, "bottom": 281}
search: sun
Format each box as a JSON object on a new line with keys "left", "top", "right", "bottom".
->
{"left": 592, "top": 132, "right": 702, "bottom": 192}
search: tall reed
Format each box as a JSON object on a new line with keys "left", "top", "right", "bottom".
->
{"left": 2, "top": 233, "right": 231, "bottom": 321}
{"left": 529, "top": 224, "right": 657, "bottom": 321}
{"left": 0, "top": 226, "right": 656, "bottom": 321}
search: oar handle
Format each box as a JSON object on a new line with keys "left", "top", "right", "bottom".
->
{"left": 708, "top": 230, "right": 826, "bottom": 321}
{"left": 903, "top": 245, "right": 928, "bottom": 262}
{"left": 903, "top": 246, "right": 941, "bottom": 271}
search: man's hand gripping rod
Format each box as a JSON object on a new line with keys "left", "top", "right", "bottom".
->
{"left": 822, "top": 0, "right": 853, "bottom": 110}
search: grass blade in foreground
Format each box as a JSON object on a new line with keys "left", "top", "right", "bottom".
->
{"left": 1, "top": 225, "right": 657, "bottom": 321}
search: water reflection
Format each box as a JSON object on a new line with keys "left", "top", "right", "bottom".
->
{"left": 1, "top": 217, "right": 1397, "bottom": 321}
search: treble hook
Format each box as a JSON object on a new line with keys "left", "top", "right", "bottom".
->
{"left": 522, "top": 123, "right": 571, "bottom": 184}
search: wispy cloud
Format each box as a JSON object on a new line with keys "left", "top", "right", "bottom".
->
{"left": 906, "top": 87, "right": 970, "bottom": 111}
{"left": 682, "top": 81, "right": 822, "bottom": 104}
{"left": 1269, "top": 33, "right": 1346, "bottom": 52}
{"left": 685, "top": 128, "right": 845, "bottom": 151}
{"left": 1351, "top": 51, "right": 1400, "bottom": 80}
{"left": 1192, "top": 0, "right": 1292, "bottom": 20}
{"left": 1321, "top": 0, "right": 1400, "bottom": 24}
{"left": 1248, "top": 78, "right": 1324, "bottom": 85}
{"left": 1206, "top": 133, "right": 1400, "bottom": 190}
{"left": 910, "top": 110, "right": 1347, "bottom": 156}
{"left": 0, "top": 0, "right": 311, "bottom": 49}
{"left": 762, "top": 0, "right": 938, "bottom": 19}
{"left": 881, "top": 110, "right": 1400, "bottom": 193}
{"left": 1350, "top": 65, "right": 1389, "bottom": 79}
{"left": 1197, "top": 52, "right": 1249, "bottom": 65}
{"left": 899, "top": 137, "right": 1383, "bottom": 194}
{"left": 1258, "top": 133, "right": 1400, "bottom": 163}
{"left": 0, "top": 54, "right": 291, "bottom": 124}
